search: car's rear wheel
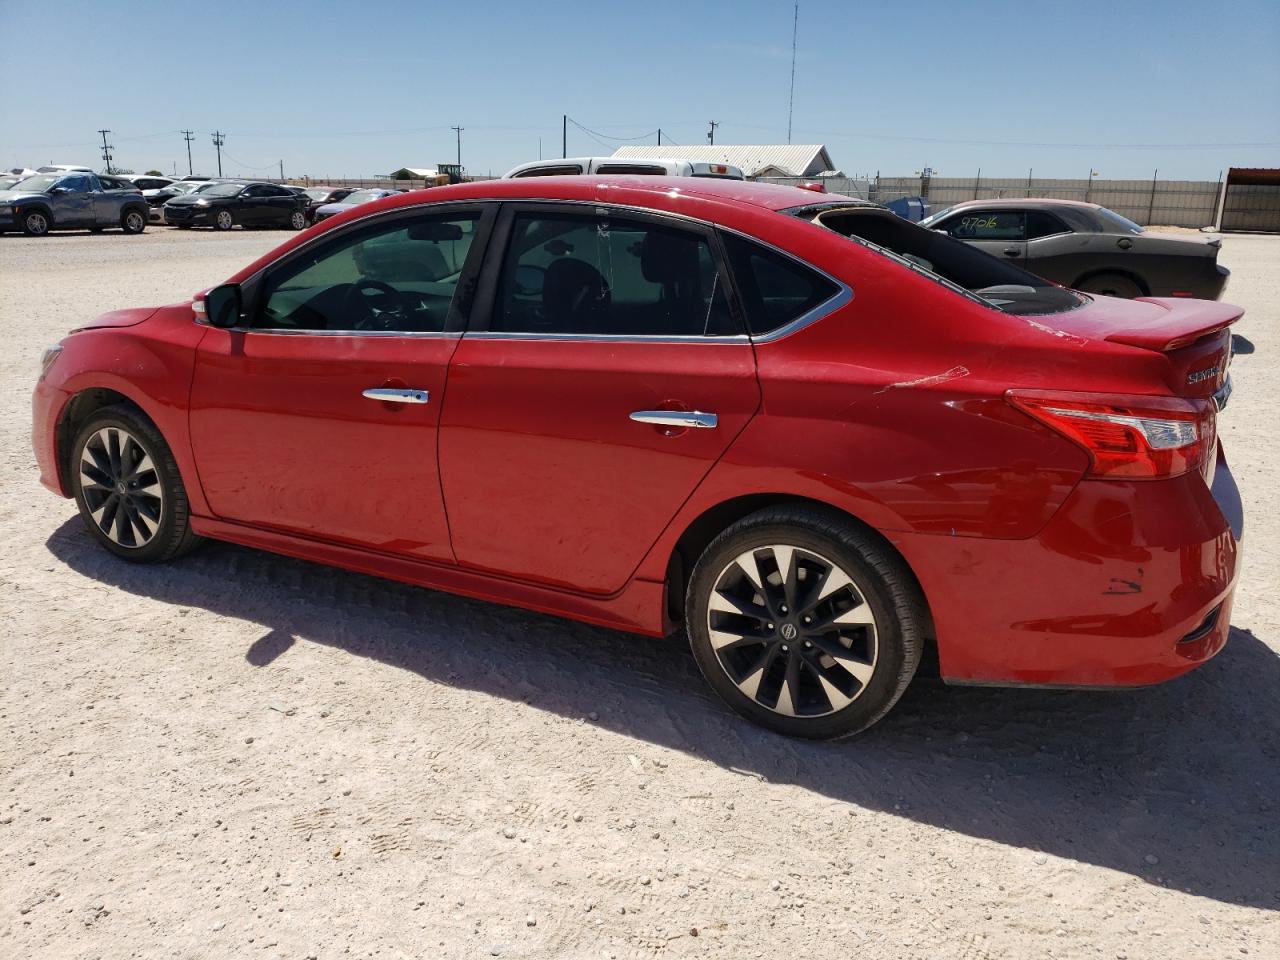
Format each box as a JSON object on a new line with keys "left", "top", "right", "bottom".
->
{"left": 288, "top": 209, "right": 307, "bottom": 230}
{"left": 22, "top": 209, "right": 50, "bottom": 236}
{"left": 686, "top": 505, "right": 924, "bottom": 739}
{"left": 70, "top": 405, "right": 202, "bottom": 563}
{"left": 121, "top": 209, "right": 147, "bottom": 234}
{"left": 213, "top": 210, "right": 234, "bottom": 231}
{"left": 1077, "top": 272, "right": 1143, "bottom": 298}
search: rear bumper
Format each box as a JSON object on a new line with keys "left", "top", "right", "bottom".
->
{"left": 898, "top": 447, "right": 1242, "bottom": 687}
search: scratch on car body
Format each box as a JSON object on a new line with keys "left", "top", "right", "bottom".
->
{"left": 876, "top": 365, "right": 969, "bottom": 395}
{"left": 1022, "top": 316, "right": 1089, "bottom": 345}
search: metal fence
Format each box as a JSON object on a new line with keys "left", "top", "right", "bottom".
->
{"left": 757, "top": 174, "right": 1225, "bottom": 229}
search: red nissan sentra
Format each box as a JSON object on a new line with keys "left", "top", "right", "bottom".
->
{"left": 32, "top": 177, "right": 1243, "bottom": 739}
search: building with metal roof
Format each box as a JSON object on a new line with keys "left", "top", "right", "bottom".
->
{"left": 611, "top": 144, "right": 837, "bottom": 178}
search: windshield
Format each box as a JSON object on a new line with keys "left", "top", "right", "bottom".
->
{"left": 1095, "top": 206, "right": 1144, "bottom": 235}
{"left": 14, "top": 175, "right": 61, "bottom": 192}
{"left": 305, "top": 188, "right": 334, "bottom": 200}
{"left": 795, "top": 205, "right": 1085, "bottom": 316}
{"left": 168, "top": 182, "right": 200, "bottom": 195}
{"left": 0, "top": 176, "right": 20, "bottom": 190}
{"left": 343, "top": 190, "right": 383, "bottom": 204}
{"left": 201, "top": 183, "right": 244, "bottom": 198}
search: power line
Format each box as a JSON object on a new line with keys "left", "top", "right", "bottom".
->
{"left": 566, "top": 117, "right": 661, "bottom": 143}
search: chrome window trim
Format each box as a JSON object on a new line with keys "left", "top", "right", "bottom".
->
{"left": 464, "top": 332, "right": 751, "bottom": 344}
{"left": 223, "top": 327, "right": 462, "bottom": 339}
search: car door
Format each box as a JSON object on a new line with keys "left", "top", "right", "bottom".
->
{"left": 936, "top": 208, "right": 1026, "bottom": 266}
{"left": 92, "top": 175, "right": 128, "bottom": 224}
{"left": 52, "top": 174, "right": 95, "bottom": 226}
{"left": 188, "top": 204, "right": 494, "bottom": 561}
{"left": 260, "top": 184, "right": 297, "bottom": 225}
{"left": 1021, "top": 209, "right": 1077, "bottom": 285}
{"left": 438, "top": 204, "right": 761, "bottom": 594}
{"left": 236, "top": 184, "right": 268, "bottom": 225}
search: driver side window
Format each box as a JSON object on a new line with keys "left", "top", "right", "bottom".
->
{"left": 256, "top": 211, "right": 481, "bottom": 333}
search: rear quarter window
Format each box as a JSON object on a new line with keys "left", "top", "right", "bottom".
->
{"left": 721, "top": 233, "right": 841, "bottom": 336}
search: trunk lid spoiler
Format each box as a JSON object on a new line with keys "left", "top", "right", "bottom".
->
{"left": 1098, "top": 297, "right": 1243, "bottom": 352}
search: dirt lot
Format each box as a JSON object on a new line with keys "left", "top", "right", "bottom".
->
{"left": 2, "top": 227, "right": 1278, "bottom": 960}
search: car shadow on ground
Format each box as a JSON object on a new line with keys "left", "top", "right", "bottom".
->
{"left": 46, "top": 519, "right": 1279, "bottom": 910}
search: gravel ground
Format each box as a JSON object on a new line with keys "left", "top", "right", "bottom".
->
{"left": 2, "top": 227, "right": 1278, "bottom": 960}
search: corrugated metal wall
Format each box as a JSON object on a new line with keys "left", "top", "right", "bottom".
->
{"left": 759, "top": 175, "right": 1224, "bottom": 228}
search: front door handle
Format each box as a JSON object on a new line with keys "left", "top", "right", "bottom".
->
{"left": 1003, "top": 246, "right": 1021, "bottom": 257}
{"left": 630, "top": 410, "right": 718, "bottom": 429}
{"left": 363, "top": 387, "right": 429, "bottom": 404}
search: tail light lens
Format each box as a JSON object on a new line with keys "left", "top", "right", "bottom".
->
{"left": 1007, "top": 390, "right": 1215, "bottom": 480}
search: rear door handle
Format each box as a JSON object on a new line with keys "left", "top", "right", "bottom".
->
{"left": 1003, "top": 246, "right": 1021, "bottom": 257}
{"left": 363, "top": 388, "right": 430, "bottom": 404}
{"left": 629, "top": 410, "right": 718, "bottom": 429}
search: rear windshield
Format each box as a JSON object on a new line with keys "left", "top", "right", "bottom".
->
{"left": 791, "top": 205, "right": 1085, "bottom": 316}
{"left": 1095, "top": 206, "right": 1143, "bottom": 235}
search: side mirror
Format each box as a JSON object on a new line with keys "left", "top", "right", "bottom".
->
{"left": 202, "top": 283, "right": 243, "bottom": 328}
{"left": 49, "top": 186, "right": 69, "bottom": 195}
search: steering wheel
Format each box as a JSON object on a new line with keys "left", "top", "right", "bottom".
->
{"left": 342, "top": 279, "right": 410, "bottom": 330}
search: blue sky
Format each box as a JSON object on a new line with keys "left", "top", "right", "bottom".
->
{"left": 2, "top": 0, "right": 1277, "bottom": 181}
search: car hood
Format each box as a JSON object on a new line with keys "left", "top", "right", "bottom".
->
{"left": 165, "top": 194, "right": 219, "bottom": 206}
{"left": 73, "top": 306, "right": 161, "bottom": 331}
{"left": 0, "top": 189, "right": 46, "bottom": 202}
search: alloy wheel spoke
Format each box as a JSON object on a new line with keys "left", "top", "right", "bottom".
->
{"left": 807, "top": 635, "right": 876, "bottom": 686}
{"left": 709, "top": 590, "right": 768, "bottom": 621}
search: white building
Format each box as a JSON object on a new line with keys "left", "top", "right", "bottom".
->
{"left": 611, "top": 144, "right": 838, "bottom": 179}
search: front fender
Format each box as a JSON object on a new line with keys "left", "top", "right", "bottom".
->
{"left": 43, "top": 307, "right": 210, "bottom": 513}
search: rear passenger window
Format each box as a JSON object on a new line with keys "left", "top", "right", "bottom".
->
{"left": 493, "top": 212, "right": 737, "bottom": 337}
{"left": 511, "top": 164, "right": 584, "bottom": 177}
{"left": 1026, "top": 211, "right": 1070, "bottom": 240}
{"left": 721, "top": 233, "right": 840, "bottom": 336}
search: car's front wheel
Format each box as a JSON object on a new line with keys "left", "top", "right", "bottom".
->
{"left": 70, "top": 405, "right": 202, "bottom": 563}
{"left": 213, "top": 210, "right": 234, "bottom": 231}
{"left": 288, "top": 209, "right": 307, "bottom": 230}
{"left": 121, "top": 208, "right": 147, "bottom": 234}
{"left": 686, "top": 505, "right": 925, "bottom": 739}
{"left": 21, "top": 209, "right": 51, "bottom": 236}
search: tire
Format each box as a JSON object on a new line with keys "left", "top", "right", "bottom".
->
{"left": 685, "top": 504, "right": 925, "bottom": 740}
{"left": 213, "top": 209, "right": 234, "bottom": 231}
{"left": 1076, "top": 272, "right": 1143, "bottom": 298}
{"left": 70, "top": 405, "right": 202, "bottom": 563}
{"left": 121, "top": 208, "right": 147, "bottom": 234}
{"left": 287, "top": 209, "right": 307, "bottom": 231}
{"left": 21, "top": 209, "right": 51, "bottom": 236}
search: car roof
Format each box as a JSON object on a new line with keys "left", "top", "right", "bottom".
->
{"left": 344, "top": 175, "right": 856, "bottom": 215}
{"left": 943, "top": 197, "right": 1101, "bottom": 211}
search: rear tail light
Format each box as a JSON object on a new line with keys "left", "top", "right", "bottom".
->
{"left": 1007, "top": 390, "right": 1215, "bottom": 479}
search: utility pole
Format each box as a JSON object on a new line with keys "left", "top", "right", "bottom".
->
{"left": 707, "top": 121, "right": 719, "bottom": 145}
{"left": 211, "top": 131, "right": 226, "bottom": 177}
{"left": 279, "top": 159, "right": 285, "bottom": 182}
{"left": 181, "top": 130, "right": 195, "bottom": 176}
{"left": 451, "top": 125, "right": 464, "bottom": 168}
{"left": 97, "top": 129, "right": 114, "bottom": 173}
{"left": 657, "top": 128, "right": 662, "bottom": 146}
{"left": 787, "top": 2, "right": 799, "bottom": 144}
{"left": 562, "top": 115, "right": 567, "bottom": 159}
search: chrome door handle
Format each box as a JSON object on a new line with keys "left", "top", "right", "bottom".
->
{"left": 629, "top": 410, "right": 718, "bottom": 429}
{"left": 363, "top": 388, "right": 430, "bottom": 404}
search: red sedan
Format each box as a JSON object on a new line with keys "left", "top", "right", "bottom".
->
{"left": 32, "top": 177, "right": 1243, "bottom": 739}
